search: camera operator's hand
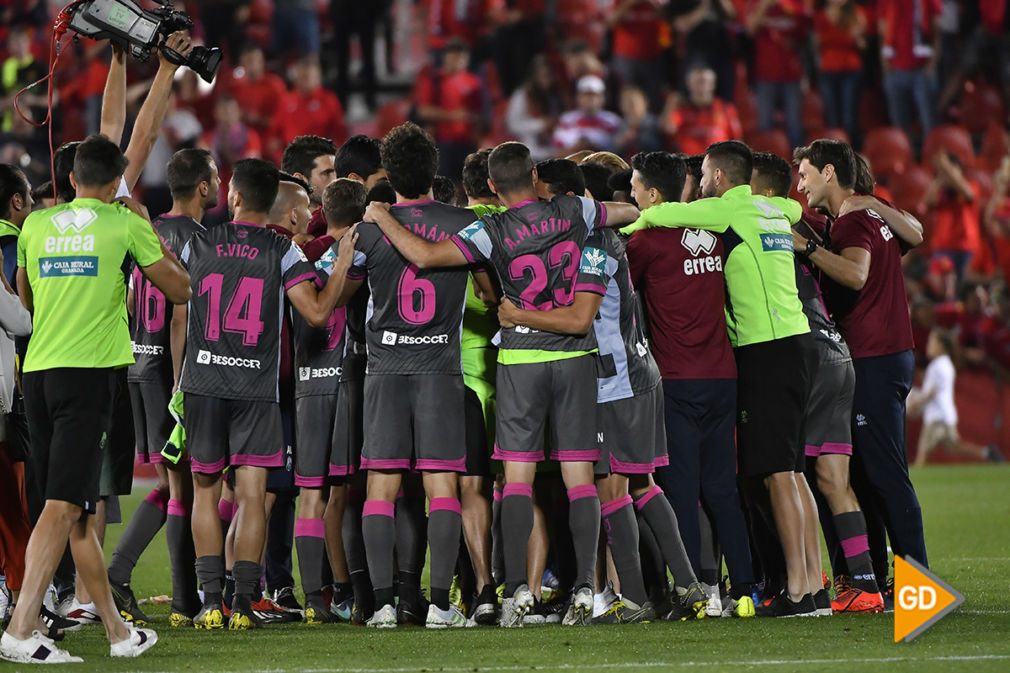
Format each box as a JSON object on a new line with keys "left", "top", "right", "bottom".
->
{"left": 159, "top": 31, "right": 194, "bottom": 70}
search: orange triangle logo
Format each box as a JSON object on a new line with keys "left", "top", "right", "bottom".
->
{"left": 894, "top": 555, "right": 964, "bottom": 642}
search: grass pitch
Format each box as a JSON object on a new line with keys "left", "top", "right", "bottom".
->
{"left": 37, "top": 464, "right": 1010, "bottom": 672}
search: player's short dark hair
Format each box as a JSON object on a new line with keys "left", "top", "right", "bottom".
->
{"left": 32, "top": 180, "right": 53, "bottom": 203}
{"left": 462, "top": 149, "right": 495, "bottom": 199}
{"left": 488, "top": 142, "right": 534, "bottom": 195}
{"left": 231, "top": 158, "right": 279, "bottom": 213}
{"left": 282, "top": 135, "right": 336, "bottom": 179}
{"left": 579, "top": 162, "right": 613, "bottom": 201}
{"left": 432, "top": 176, "right": 457, "bottom": 205}
{"left": 684, "top": 154, "right": 704, "bottom": 181}
{"left": 792, "top": 139, "right": 856, "bottom": 190}
{"left": 0, "top": 164, "right": 29, "bottom": 220}
{"left": 854, "top": 154, "right": 875, "bottom": 195}
{"left": 631, "top": 152, "right": 686, "bottom": 203}
{"left": 335, "top": 134, "right": 382, "bottom": 180}
{"left": 607, "top": 168, "right": 632, "bottom": 195}
{"left": 279, "top": 171, "right": 311, "bottom": 194}
{"left": 54, "top": 141, "right": 80, "bottom": 203}
{"left": 536, "top": 159, "right": 585, "bottom": 196}
{"left": 366, "top": 179, "right": 396, "bottom": 204}
{"left": 705, "top": 140, "right": 752, "bottom": 187}
{"left": 166, "top": 148, "right": 214, "bottom": 199}
{"left": 322, "top": 178, "right": 366, "bottom": 226}
{"left": 74, "top": 134, "right": 129, "bottom": 188}
{"left": 751, "top": 151, "right": 793, "bottom": 198}
{"left": 380, "top": 122, "right": 439, "bottom": 199}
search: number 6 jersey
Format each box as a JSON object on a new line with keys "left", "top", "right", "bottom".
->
{"left": 179, "top": 222, "right": 317, "bottom": 402}
{"left": 348, "top": 201, "right": 477, "bottom": 376}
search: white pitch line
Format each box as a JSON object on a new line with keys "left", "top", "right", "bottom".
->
{"left": 955, "top": 557, "right": 1010, "bottom": 562}
{"left": 124, "top": 654, "right": 1010, "bottom": 673}
{"left": 963, "top": 609, "right": 1010, "bottom": 615}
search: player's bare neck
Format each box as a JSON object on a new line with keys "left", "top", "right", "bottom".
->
{"left": 826, "top": 188, "right": 854, "bottom": 219}
{"left": 499, "top": 189, "right": 538, "bottom": 209}
{"left": 166, "top": 197, "right": 205, "bottom": 223}
{"left": 395, "top": 189, "right": 434, "bottom": 205}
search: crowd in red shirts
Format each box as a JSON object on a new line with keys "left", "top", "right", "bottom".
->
{"left": 3, "top": 0, "right": 1010, "bottom": 381}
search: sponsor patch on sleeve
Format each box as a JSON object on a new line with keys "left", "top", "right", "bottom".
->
{"left": 759, "top": 233, "right": 794, "bottom": 253}
{"left": 579, "top": 247, "right": 607, "bottom": 276}
{"left": 456, "top": 221, "right": 485, "bottom": 241}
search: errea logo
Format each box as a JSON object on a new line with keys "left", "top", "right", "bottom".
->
{"left": 52, "top": 207, "right": 97, "bottom": 234}
{"left": 681, "top": 229, "right": 717, "bottom": 257}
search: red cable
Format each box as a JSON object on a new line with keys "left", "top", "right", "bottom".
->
{"left": 11, "top": 1, "right": 89, "bottom": 188}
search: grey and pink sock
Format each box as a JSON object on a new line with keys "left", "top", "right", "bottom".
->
{"left": 568, "top": 484, "right": 601, "bottom": 591}
{"left": 108, "top": 488, "right": 168, "bottom": 586}
{"left": 834, "top": 511, "right": 878, "bottom": 592}
{"left": 501, "top": 483, "right": 534, "bottom": 596}
{"left": 295, "top": 518, "right": 326, "bottom": 597}
{"left": 602, "top": 494, "right": 647, "bottom": 606}
{"left": 362, "top": 500, "right": 396, "bottom": 607}
{"left": 428, "top": 497, "right": 462, "bottom": 611}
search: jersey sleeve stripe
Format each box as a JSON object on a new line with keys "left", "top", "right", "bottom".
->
{"left": 285, "top": 272, "right": 317, "bottom": 290}
{"left": 450, "top": 236, "right": 478, "bottom": 264}
{"left": 574, "top": 282, "right": 607, "bottom": 295}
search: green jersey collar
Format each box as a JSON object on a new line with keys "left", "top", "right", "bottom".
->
{"left": 0, "top": 218, "right": 20, "bottom": 239}
{"left": 722, "top": 184, "right": 753, "bottom": 199}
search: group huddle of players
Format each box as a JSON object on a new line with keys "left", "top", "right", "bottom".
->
{"left": 113, "top": 122, "right": 898, "bottom": 632}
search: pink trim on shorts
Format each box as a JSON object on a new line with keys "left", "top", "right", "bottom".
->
{"left": 192, "top": 457, "right": 227, "bottom": 475}
{"left": 360, "top": 457, "right": 411, "bottom": 471}
{"left": 295, "top": 474, "right": 327, "bottom": 488}
{"left": 549, "top": 449, "right": 601, "bottom": 463}
{"left": 429, "top": 497, "right": 462, "bottom": 514}
{"left": 167, "top": 499, "right": 190, "bottom": 517}
{"left": 230, "top": 451, "right": 283, "bottom": 468}
{"left": 600, "top": 495, "right": 633, "bottom": 517}
{"left": 634, "top": 485, "right": 663, "bottom": 511}
{"left": 362, "top": 500, "right": 395, "bottom": 518}
{"left": 137, "top": 452, "right": 165, "bottom": 465}
{"left": 567, "top": 484, "right": 597, "bottom": 502}
{"left": 609, "top": 455, "right": 655, "bottom": 475}
{"left": 329, "top": 463, "right": 354, "bottom": 477}
{"left": 294, "top": 518, "right": 325, "bottom": 538}
{"left": 144, "top": 488, "right": 169, "bottom": 511}
{"left": 502, "top": 483, "right": 533, "bottom": 499}
{"left": 821, "top": 442, "right": 853, "bottom": 456}
{"left": 492, "top": 488, "right": 503, "bottom": 502}
{"left": 415, "top": 457, "right": 466, "bottom": 472}
{"left": 492, "top": 444, "right": 543, "bottom": 463}
{"left": 840, "top": 534, "right": 870, "bottom": 558}
{"left": 653, "top": 454, "right": 669, "bottom": 468}
{"left": 805, "top": 444, "right": 821, "bottom": 457}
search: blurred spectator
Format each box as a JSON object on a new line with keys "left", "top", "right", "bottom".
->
{"left": 493, "top": 1, "right": 547, "bottom": 95}
{"left": 196, "top": 0, "right": 252, "bottom": 61}
{"left": 425, "top": 0, "right": 500, "bottom": 57}
{"left": 0, "top": 113, "right": 49, "bottom": 187}
{"left": 608, "top": 0, "right": 672, "bottom": 111}
{"left": 505, "top": 55, "right": 564, "bottom": 161}
{"left": 924, "top": 151, "right": 981, "bottom": 284}
{"left": 269, "top": 57, "right": 347, "bottom": 160}
{"left": 661, "top": 64, "right": 741, "bottom": 155}
{"left": 746, "top": 0, "right": 812, "bottom": 148}
{"left": 552, "top": 75, "right": 623, "bottom": 154}
{"left": 273, "top": 0, "right": 320, "bottom": 57}
{"left": 415, "top": 39, "right": 488, "bottom": 181}
{"left": 332, "top": 0, "right": 384, "bottom": 110}
{"left": 669, "top": 0, "right": 739, "bottom": 102}
{"left": 2, "top": 26, "right": 46, "bottom": 131}
{"left": 878, "top": 0, "right": 941, "bottom": 135}
{"left": 201, "top": 95, "right": 261, "bottom": 222}
{"left": 814, "top": 0, "right": 867, "bottom": 145}
{"left": 226, "top": 44, "right": 287, "bottom": 147}
{"left": 615, "top": 86, "right": 664, "bottom": 156}
{"left": 561, "top": 40, "right": 626, "bottom": 112}
{"left": 984, "top": 155, "right": 1010, "bottom": 281}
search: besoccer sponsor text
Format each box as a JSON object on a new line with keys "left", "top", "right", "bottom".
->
{"left": 196, "top": 349, "right": 261, "bottom": 369}
{"left": 299, "top": 366, "right": 343, "bottom": 381}
{"left": 381, "top": 330, "right": 449, "bottom": 346}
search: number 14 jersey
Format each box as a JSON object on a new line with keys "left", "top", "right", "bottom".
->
{"left": 179, "top": 222, "right": 317, "bottom": 402}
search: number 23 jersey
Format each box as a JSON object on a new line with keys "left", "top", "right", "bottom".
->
{"left": 179, "top": 222, "right": 316, "bottom": 402}
{"left": 348, "top": 201, "right": 476, "bottom": 376}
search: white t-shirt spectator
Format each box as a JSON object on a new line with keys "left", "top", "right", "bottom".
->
{"left": 551, "top": 109, "right": 623, "bottom": 152}
{"left": 921, "top": 354, "right": 958, "bottom": 426}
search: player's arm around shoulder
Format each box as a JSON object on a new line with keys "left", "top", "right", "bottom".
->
{"left": 794, "top": 216, "right": 871, "bottom": 291}
{"left": 288, "top": 226, "right": 361, "bottom": 327}
{"left": 619, "top": 198, "right": 729, "bottom": 235}
{"left": 363, "top": 201, "right": 468, "bottom": 269}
